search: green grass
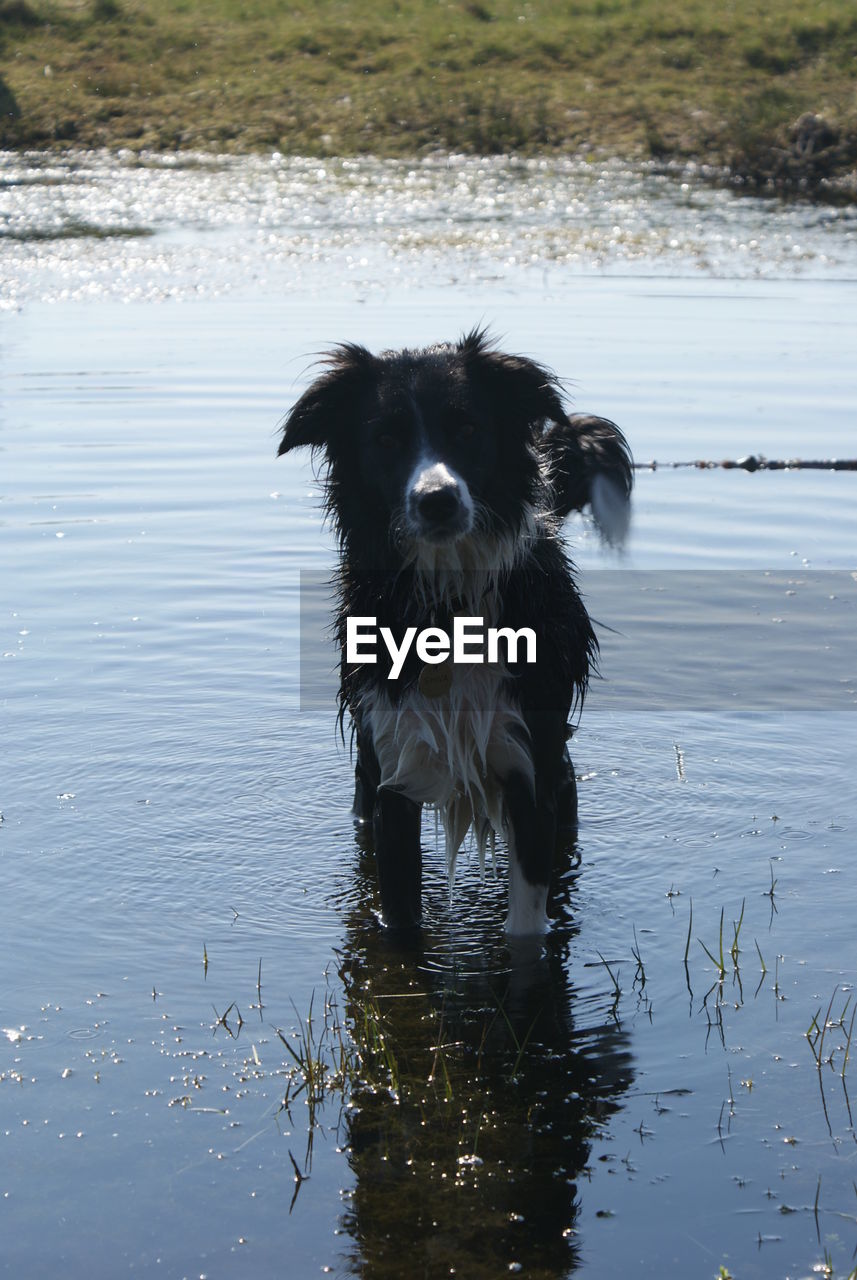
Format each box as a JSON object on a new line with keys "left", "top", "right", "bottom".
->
{"left": 2, "top": 0, "right": 857, "bottom": 192}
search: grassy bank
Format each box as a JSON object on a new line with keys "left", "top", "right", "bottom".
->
{"left": 2, "top": 0, "right": 857, "bottom": 197}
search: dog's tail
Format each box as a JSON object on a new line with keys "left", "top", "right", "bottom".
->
{"left": 542, "top": 414, "right": 634, "bottom": 546}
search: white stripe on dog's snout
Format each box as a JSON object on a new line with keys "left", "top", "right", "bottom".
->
{"left": 409, "top": 459, "right": 466, "bottom": 502}
{"left": 407, "top": 458, "right": 474, "bottom": 523}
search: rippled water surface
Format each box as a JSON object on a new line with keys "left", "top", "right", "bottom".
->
{"left": 1, "top": 153, "right": 856, "bottom": 1279}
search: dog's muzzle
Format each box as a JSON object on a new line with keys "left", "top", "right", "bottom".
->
{"left": 406, "top": 461, "right": 473, "bottom": 542}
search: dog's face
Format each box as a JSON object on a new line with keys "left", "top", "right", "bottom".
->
{"left": 360, "top": 358, "right": 489, "bottom": 547}
{"left": 279, "top": 329, "right": 568, "bottom": 562}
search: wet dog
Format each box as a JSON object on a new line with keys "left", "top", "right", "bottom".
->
{"left": 279, "top": 329, "right": 632, "bottom": 933}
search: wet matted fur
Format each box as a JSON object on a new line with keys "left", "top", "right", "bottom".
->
{"left": 279, "top": 329, "right": 632, "bottom": 934}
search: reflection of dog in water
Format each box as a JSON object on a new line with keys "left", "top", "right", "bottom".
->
{"left": 279, "top": 329, "right": 632, "bottom": 932}
{"left": 333, "top": 881, "right": 634, "bottom": 1275}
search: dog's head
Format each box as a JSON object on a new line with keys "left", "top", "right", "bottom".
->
{"left": 278, "top": 329, "right": 568, "bottom": 564}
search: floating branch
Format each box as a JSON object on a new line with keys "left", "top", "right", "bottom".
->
{"left": 635, "top": 455, "right": 857, "bottom": 473}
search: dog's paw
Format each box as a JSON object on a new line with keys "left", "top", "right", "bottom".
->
{"left": 504, "top": 878, "right": 550, "bottom": 936}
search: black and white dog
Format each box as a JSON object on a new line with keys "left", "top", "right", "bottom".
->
{"left": 279, "top": 329, "right": 632, "bottom": 935}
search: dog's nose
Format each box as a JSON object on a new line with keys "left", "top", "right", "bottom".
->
{"left": 407, "top": 461, "right": 472, "bottom": 540}
{"left": 416, "top": 486, "right": 461, "bottom": 525}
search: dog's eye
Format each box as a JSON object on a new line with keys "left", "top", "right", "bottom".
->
{"left": 375, "top": 433, "right": 399, "bottom": 450}
{"left": 458, "top": 421, "right": 478, "bottom": 438}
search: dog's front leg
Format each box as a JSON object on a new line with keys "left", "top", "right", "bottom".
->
{"left": 352, "top": 725, "right": 379, "bottom": 825}
{"left": 556, "top": 744, "right": 579, "bottom": 840}
{"left": 372, "top": 787, "right": 422, "bottom": 930}
{"left": 503, "top": 771, "right": 557, "bottom": 936}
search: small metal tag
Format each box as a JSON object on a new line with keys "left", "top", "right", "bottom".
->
{"left": 418, "top": 661, "right": 453, "bottom": 699}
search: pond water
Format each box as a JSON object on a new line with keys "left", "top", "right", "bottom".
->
{"left": 1, "top": 152, "right": 856, "bottom": 1279}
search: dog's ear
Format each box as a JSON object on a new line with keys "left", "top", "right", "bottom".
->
{"left": 278, "top": 344, "right": 377, "bottom": 455}
{"left": 543, "top": 413, "right": 634, "bottom": 545}
{"left": 456, "top": 327, "right": 567, "bottom": 430}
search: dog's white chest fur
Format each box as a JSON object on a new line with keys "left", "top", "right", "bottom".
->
{"left": 361, "top": 665, "right": 535, "bottom": 882}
